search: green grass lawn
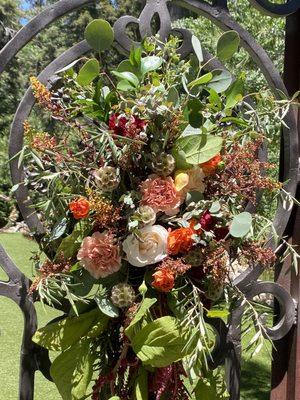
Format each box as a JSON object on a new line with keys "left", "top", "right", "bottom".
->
{"left": 0, "top": 233, "right": 271, "bottom": 399}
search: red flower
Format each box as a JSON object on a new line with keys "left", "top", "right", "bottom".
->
{"left": 69, "top": 197, "right": 90, "bottom": 219}
{"left": 152, "top": 268, "right": 175, "bottom": 292}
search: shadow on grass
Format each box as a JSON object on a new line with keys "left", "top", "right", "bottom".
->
{"left": 241, "top": 360, "right": 270, "bottom": 400}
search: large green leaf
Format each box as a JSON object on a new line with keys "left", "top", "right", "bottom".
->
{"left": 77, "top": 58, "right": 100, "bottom": 86}
{"left": 55, "top": 220, "right": 90, "bottom": 260}
{"left": 174, "top": 134, "right": 223, "bottom": 165}
{"left": 33, "top": 308, "right": 108, "bottom": 351}
{"left": 51, "top": 340, "right": 94, "bottom": 400}
{"left": 188, "top": 72, "right": 213, "bottom": 89}
{"left": 141, "top": 56, "right": 163, "bottom": 74}
{"left": 131, "top": 316, "right": 192, "bottom": 367}
{"left": 84, "top": 19, "right": 114, "bottom": 52}
{"left": 229, "top": 212, "right": 252, "bottom": 238}
{"left": 125, "top": 297, "right": 157, "bottom": 341}
{"left": 207, "top": 70, "right": 233, "bottom": 93}
{"left": 134, "top": 366, "right": 148, "bottom": 400}
{"left": 217, "top": 30, "right": 240, "bottom": 61}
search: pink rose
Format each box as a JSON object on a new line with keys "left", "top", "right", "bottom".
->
{"left": 77, "top": 232, "right": 121, "bottom": 279}
{"left": 140, "top": 175, "right": 184, "bottom": 216}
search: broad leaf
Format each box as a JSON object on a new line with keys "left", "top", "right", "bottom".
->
{"left": 207, "top": 70, "right": 233, "bottom": 93}
{"left": 77, "top": 58, "right": 100, "bottom": 86}
{"left": 209, "top": 201, "right": 221, "bottom": 214}
{"left": 33, "top": 308, "right": 108, "bottom": 351}
{"left": 134, "top": 366, "right": 148, "bottom": 400}
{"left": 51, "top": 340, "right": 94, "bottom": 400}
{"left": 131, "top": 316, "right": 192, "bottom": 367}
{"left": 217, "top": 30, "right": 240, "bottom": 61}
{"left": 141, "top": 56, "right": 163, "bottom": 74}
{"left": 167, "top": 87, "right": 179, "bottom": 105}
{"left": 191, "top": 35, "right": 203, "bottom": 64}
{"left": 174, "top": 134, "right": 223, "bottom": 165}
{"left": 125, "top": 297, "right": 157, "bottom": 340}
{"left": 49, "top": 217, "right": 68, "bottom": 241}
{"left": 229, "top": 212, "right": 252, "bottom": 238}
{"left": 84, "top": 19, "right": 114, "bottom": 52}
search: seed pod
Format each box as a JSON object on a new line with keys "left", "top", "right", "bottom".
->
{"left": 151, "top": 153, "right": 175, "bottom": 177}
{"left": 94, "top": 166, "right": 120, "bottom": 192}
{"left": 111, "top": 283, "right": 135, "bottom": 308}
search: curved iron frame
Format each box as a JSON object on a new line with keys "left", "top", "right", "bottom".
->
{"left": 0, "top": 0, "right": 299, "bottom": 399}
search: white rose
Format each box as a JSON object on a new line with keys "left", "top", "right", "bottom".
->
{"left": 122, "top": 225, "right": 168, "bottom": 267}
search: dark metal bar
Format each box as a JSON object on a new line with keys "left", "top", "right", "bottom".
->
{"left": 271, "top": 9, "right": 300, "bottom": 399}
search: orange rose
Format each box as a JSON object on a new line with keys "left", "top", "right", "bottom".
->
{"left": 200, "top": 154, "right": 222, "bottom": 175}
{"left": 167, "top": 226, "right": 195, "bottom": 255}
{"left": 69, "top": 197, "right": 90, "bottom": 219}
{"left": 152, "top": 268, "right": 175, "bottom": 292}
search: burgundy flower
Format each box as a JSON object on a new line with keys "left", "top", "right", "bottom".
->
{"left": 108, "top": 113, "right": 147, "bottom": 138}
{"left": 214, "top": 226, "right": 229, "bottom": 241}
{"left": 200, "top": 210, "right": 215, "bottom": 231}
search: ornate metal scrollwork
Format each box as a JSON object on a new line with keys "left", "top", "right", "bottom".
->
{"left": 0, "top": 0, "right": 299, "bottom": 399}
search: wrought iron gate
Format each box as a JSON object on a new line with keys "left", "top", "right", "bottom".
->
{"left": 0, "top": 0, "right": 299, "bottom": 399}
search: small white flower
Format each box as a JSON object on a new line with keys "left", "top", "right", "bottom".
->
{"left": 122, "top": 225, "right": 168, "bottom": 267}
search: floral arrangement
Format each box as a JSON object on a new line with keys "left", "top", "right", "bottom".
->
{"left": 18, "top": 18, "right": 298, "bottom": 400}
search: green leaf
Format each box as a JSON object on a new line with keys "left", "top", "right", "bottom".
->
{"left": 207, "top": 70, "right": 233, "bottom": 93}
{"left": 209, "top": 201, "right": 221, "bottom": 214}
{"left": 125, "top": 298, "right": 157, "bottom": 341}
{"left": 171, "top": 148, "right": 193, "bottom": 170}
{"left": 84, "top": 19, "right": 114, "bottom": 52}
{"left": 117, "top": 59, "right": 141, "bottom": 78}
{"left": 51, "top": 340, "right": 94, "bottom": 400}
{"left": 187, "top": 98, "right": 203, "bottom": 128}
{"left": 225, "top": 78, "right": 244, "bottom": 109}
{"left": 191, "top": 35, "right": 203, "bottom": 64}
{"left": 167, "top": 87, "right": 179, "bottom": 105}
{"left": 77, "top": 58, "right": 100, "bottom": 86}
{"left": 217, "top": 30, "right": 240, "bottom": 61}
{"left": 49, "top": 217, "right": 68, "bottom": 241}
{"left": 134, "top": 366, "right": 148, "bottom": 400}
{"left": 95, "top": 295, "right": 119, "bottom": 318}
{"left": 32, "top": 308, "right": 108, "bottom": 351}
{"left": 109, "top": 397, "right": 121, "bottom": 400}
{"left": 117, "top": 80, "right": 136, "bottom": 91}
{"left": 131, "top": 316, "right": 192, "bottom": 367}
{"left": 174, "top": 134, "right": 223, "bottom": 165}
{"left": 130, "top": 46, "right": 142, "bottom": 67}
{"left": 56, "top": 221, "right": 90, "bottom": 260}
{"left": 141, "top": 56, "right": 163, "bottom": 74}
{"left": 188, "top": 72, "right": 213, "bottom": 88}
{"left": 229, "top": 212, "right": 252, "bottom": 238}
{"left": 111, "top": 70, "right": 139, "bottom": 87}
{"left": 206, "top": 309, "right": 230, "bottom": 319}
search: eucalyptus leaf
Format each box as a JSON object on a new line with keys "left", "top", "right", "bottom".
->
{"left": 112, "top": 70, "right": 139, "bottom": 87}
{"left": 141, "top": 56, "right": 163, "bottom": 74}
{"left": 207, "top": 70, "right": 233, "bottom": 93}
{"left": 191, "top": 35, "right": 203, "bottom": 64}
{"left": 229, "top": 212, "right": 252, "bottom": 238}
{"left": 209, "top": 201, "right": 221, "bottom": 214}
{"left": 217, "top": 30, "right": 240, "bottom": 61}
{"left": 225, "top": 78, "right": 244, "bottom": 109}
{"left": 77, "top": 58, "right": 100, "bottom": 86}
{"left": 84, "top": 19, "right": 114, "bottom": 52}
{"left": 49, "top": 217, "right": 68, "bottom": 241}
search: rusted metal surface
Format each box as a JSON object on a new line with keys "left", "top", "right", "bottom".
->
{"left": 0, "top": 1, "right": 299, "bottom": 399}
